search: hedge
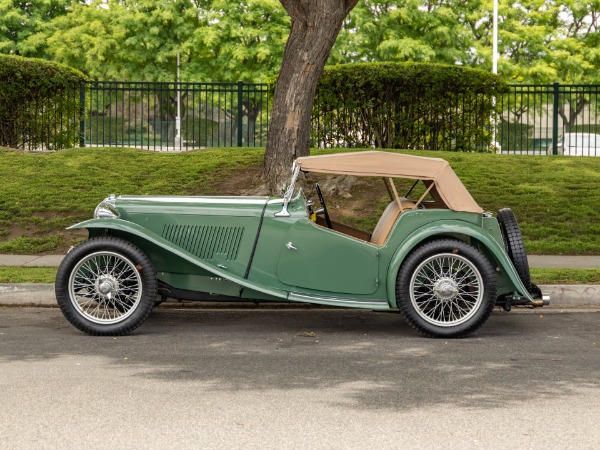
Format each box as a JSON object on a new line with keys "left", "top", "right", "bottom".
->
{"left": 313, "top": 62, "right": 509, "bottom": 152}
{"left": 0, "top": 54, "right": 87, "bottom": 150}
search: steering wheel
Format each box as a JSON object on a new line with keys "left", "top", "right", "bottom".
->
{"left": 315, "top": 183, "right": 332, "bottom": 229}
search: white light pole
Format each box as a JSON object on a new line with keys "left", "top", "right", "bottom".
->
{"left": 175, "top": 53, "right": 182, "bottom": 149}
{"left": 491, "top": 0, "right": 499, "bottom": 152}
{"left": 492, "top": 0, "right": 498, "bottom": 75}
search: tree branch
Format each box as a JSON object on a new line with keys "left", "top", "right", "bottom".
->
{"left": 279, "top": 0, "right": 306, "bottom": 22}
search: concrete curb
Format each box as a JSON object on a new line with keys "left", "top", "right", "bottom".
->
{"left": 1, "top": 283, "right": 599, "bottom": 308}
{"left": 0, "top": 284, "right": 56, "bottom": 307}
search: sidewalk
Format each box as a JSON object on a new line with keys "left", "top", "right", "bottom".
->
{"left": 1, "top": 254, "right": 599, "bottom": 308}
{"left": 0, "top": 254, "right": 65, "bottom": 267}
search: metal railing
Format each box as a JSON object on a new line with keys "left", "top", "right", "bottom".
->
{"left": 8, "top": 80, "right": 600, "bottom": 156}
{"left": 497, "top": 83, "right": 600, "bottom": 156}
{"left": 311, "top": 90, "right": 494, "bottom": 152}
{"left": 81, "top": 81, "right": 270, "bottom": 151}
{"left": 0, "top": 86, "right": 80, "bottom": 151}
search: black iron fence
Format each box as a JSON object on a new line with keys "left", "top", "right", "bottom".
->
{"left": 498, "top": 83, "right": 600, "bottom": 156}
{"left": 0, "top": 84, "right": 81, "bottom": 151}
{"left": 311, "top": 88, "right": 495, "bottom": 152}
{"left": 82, "top": 81, "right": 270, "bottom": 151}
{"left": 5, "top": 80, "right": 600, "bottom": 156}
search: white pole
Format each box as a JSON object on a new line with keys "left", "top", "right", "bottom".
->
{"left": 175, "top": 53, "right": 182, "bottom": 148}
{"left": 492, "top": 0, "right": 498, "bottom": 75}
{"left": 491, "top": 0, "right": 499, "bottom": 151}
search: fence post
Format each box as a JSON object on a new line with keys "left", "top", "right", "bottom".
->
{"left": 237, "top": 81, "right": 243, "bottom": 147}
{"left": 79, "top": 82, "right": 86, "bottom": 148}
{"left": 552, "top": 82, "right": 559, "bottom": 155}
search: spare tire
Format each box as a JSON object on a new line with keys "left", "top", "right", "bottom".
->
{"left": 497, "top": 208, "right": 531, "bottom": 290}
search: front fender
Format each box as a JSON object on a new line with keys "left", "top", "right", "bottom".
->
{"left": 67, "top": 218, "right": 289, "bottom": 300}
{"left": 386, "top": 220, "right": 533, "bottom": 308}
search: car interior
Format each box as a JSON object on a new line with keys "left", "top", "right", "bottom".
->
{"left": 303, "top": 176, "right": 449, "bottom": 246}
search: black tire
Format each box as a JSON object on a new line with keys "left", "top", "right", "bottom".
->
{"left": 496, "top": 208, "right": 531, "bottom": 290}
{"left": 55, "top": 236, "right": 157, "bottom": 336}
{"left": 396, "top": 239, "right": 497, "bottom": 338}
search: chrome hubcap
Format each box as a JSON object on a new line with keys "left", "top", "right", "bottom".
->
{"left": 432, "top": 277, "right": 459, "bottom": 302}
{"left": 96, "top": 276, "right": 118, "bottom": 298}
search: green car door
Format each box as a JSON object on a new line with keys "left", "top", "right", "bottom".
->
{"left": 277, "top": 219, "right": 380, "bottom": 295}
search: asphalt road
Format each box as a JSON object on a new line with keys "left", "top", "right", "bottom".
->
{"left": 1, "top": 307, "right": 599, "bottom": 449}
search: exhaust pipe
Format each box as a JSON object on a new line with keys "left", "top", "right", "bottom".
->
{"left": 529, "top": 294, "right": 550, "bottom": 308}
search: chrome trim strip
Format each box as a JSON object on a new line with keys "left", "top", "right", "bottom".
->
{"left": 290, "top": 292, "right": 388, "bottom": 305}
{"left": 118, "top": 196, "right": 269, "bottom": 205}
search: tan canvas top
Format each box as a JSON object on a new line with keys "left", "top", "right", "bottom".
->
{"left": 295, "top": 151, "right": 483, "bottom": 213}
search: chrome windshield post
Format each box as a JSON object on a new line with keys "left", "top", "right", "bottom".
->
{"left": 275, "top": 163, "right": 300, "bottom": 217}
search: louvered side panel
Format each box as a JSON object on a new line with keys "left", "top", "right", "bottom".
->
{"left": 162, "top": 225, "right": 244, "bottom": 261}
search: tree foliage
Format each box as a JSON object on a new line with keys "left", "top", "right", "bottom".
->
{"left": 331, "top": 0, "right": 600, "bottom": 84}
{"left": 0, "top": 0, "right": 76, "bottom": 56}
{"left": 19, "top": 0, "right": 289, "bottom": 82}
{"left": 2, "top": 0, "right": 599, "bottom": 85}
{"left": 195, "top": 0, "right": 289, "bottom": 82}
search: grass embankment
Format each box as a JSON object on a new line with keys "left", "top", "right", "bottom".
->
{"left": 1, "top": 146, "right": 599, "bottom": 255}
{"left": 2, "top": 267, "right": 599, "bottom": 285}
{"left": 0, "top": 146, "right": 264, "bottom": 253}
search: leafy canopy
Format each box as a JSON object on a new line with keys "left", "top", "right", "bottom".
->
{"left": 1, "top": 0, "right": 599, "bottom": 83}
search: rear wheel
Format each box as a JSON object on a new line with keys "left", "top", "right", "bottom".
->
{"left": 55, "top": 237, "right": 157, "bottom": 336}
{"left": 497, "top": 208, "right": 531, "bottom": 290}
{"left": 396, "top": 239, "right": 497, "bottom": 338}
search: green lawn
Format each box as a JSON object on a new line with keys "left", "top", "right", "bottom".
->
{"left": 1, "top": 146, "right": 599, "bottom": 254}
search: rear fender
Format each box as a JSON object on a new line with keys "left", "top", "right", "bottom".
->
{"left": 68, "top": 219, "right": 289, "bottom": 300}
{"left": 386, "top": 220, "right": 532, "bottom": 308}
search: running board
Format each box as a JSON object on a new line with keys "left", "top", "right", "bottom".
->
{"left": 288, "top": 292, "right": 391, "bottom": 310}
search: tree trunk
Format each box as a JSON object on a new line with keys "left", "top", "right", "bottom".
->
{"left": 243, "top": 98, "right": 262, "bottom": 146}
{"left": 264, "top": 0, "right": 358, "bottom": 193}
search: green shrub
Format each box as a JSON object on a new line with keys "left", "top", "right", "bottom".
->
{"left": 569, "top": 124, "right": 600, "bottom": 134}
{"left": 0, "top": 54, "right": 87, "bottom": 150}
{"left": 313, "top": 62, "right": 509, "bottom": 152}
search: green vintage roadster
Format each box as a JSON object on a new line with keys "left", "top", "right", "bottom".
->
{"left": 55, "top": 151, "right": 548, "bottom": 337}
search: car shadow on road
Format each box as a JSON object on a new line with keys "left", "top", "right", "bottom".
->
{"left": 3, "top": 307, "right": 600, "bottom": 412}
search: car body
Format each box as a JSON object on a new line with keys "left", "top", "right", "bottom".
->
{"left": 547, "top": 132, "right": 600, "bottom": 156}
{"left": 55, "top": 151, "right": 548, "bottom": 338}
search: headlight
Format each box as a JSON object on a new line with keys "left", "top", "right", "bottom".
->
{"left": 94, "top": 194, "right": 120, "bottom": 219}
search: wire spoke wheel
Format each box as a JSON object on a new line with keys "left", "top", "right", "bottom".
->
{"left": 56, "top": 237, "right": 157, "bottom": 335}
{"left": 397, "top": 239, "right": 496, "bottom": 338}
{"left": 410, "top": 253, "right": 483, "bottom": 327}
{"left": 69, "top": 251, "right": 142, "bottom": 324}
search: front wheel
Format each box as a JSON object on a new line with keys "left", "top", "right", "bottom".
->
{"left": 55, "top": 237, "right": 157, "bottom": 336}
{"left": 396, "top": 239, "right": 497, "bottom": 338}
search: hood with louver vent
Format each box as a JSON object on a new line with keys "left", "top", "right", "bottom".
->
{"left": 162, "top": 225, "right": 244, "bottom": 261}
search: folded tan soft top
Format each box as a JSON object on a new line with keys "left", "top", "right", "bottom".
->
{"left": 295, "top": 151, "right": 483, "bottom": 214}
